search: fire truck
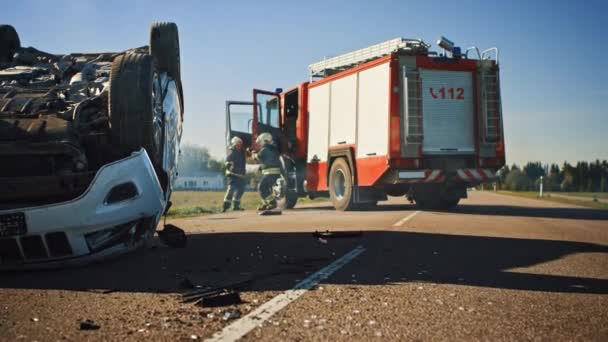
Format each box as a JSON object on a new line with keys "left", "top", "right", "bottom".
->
{"left": 226, "top": 37, "right": 505, "bottom": 210}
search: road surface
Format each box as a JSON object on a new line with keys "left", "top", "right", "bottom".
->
{"left": 1, "top": 191, "right": 607, "bottom": 341}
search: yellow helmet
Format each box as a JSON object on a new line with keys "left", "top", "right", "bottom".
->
{"left": 256, "top": 132, "right": 273, "bottom": 146}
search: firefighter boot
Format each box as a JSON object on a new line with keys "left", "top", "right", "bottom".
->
{"left": 222, "top": 201, "right": 231, "bottom": 212}
{"left": 233, "top": 201, "right": 244, "bottom": 211}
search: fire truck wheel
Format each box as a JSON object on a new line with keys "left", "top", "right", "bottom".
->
{"left": 441, "top": 198, "right": 460, "bottom": 209}
{"left": 329, "top": 158, "right": 355, "bottom": 211}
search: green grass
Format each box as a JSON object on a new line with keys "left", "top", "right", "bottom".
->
{"left": 555, "top": 192, "right": 608, "bottom": 199}
{"left": 167, "top": 191, "right": 328, "bottom": 217}
{"left": 497, "top": 191, "right": 608, "bottom": 210}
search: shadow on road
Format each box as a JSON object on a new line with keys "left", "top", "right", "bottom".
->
{"left": 297, "top": 203, "right": 608, "bottom": 220}
{"left": 2, "top": 230, "right": 607, "bottom": 295}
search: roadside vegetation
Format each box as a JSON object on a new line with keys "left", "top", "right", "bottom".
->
{"left": 496, "top": 191, "right": 608, "bottom": 210}
{"left": 494, "top": 160, "right": 608, "bottom": 193}
{"left": 167, "top": 191, "right": 328, "bottom": 217}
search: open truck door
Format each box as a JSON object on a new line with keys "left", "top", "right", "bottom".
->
{"left": 226, "top": 100, "right": 256, "bottom": 150}
{"left": 253, "top": 89, "right": 282, "bottom": 151}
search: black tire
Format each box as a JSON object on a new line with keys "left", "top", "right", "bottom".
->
{"left": 414, "top": 186, "right": 443, "bottom": 210}
{"left": 441, "top": 198, "right": 460, "bottom": 209}
{"left": 329, "top": 158, "right": 355, "bottom": 211}
{"left": 356, "top": 201, "right": 378, "bottom": 210}
{"left": 109, "top": 53, "right": 162, "bottom": 165}
{"left": 0, "top": 25, "right": 20, "bottom": 63}
{"left": 277, "top": 190, "right": 298, "bottom": 210}
{"left": 149, "top": 22, "right": 183, "bottom": 112}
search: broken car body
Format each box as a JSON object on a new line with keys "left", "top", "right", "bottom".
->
{"left": 0, "top": 22, "right": 184, "bottom": 268}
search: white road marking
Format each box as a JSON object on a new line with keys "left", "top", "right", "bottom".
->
{"left": 392, "top": 210, "right": 420, "bottom": 227}
{"left": 205, "top": 245, "right": 367, "bottom": 342}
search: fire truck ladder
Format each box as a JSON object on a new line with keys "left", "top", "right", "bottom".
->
{"left": 308, "top": 38, "right": 430, "bottom": 79}
{"left": 481, "top": 71, "right": 502, "bottom": 142}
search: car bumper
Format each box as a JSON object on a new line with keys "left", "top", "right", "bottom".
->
{"left": 0, "top": 149, "right": 165, "bottom": 270}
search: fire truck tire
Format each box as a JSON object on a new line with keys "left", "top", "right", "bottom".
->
{"left": 109, "top": 53, "right": 162, "bottom": 165}
{"left": 277, "top": 190, "right": 298, "bottom": 210}
{"left": 0, "top": 25, "right": 20, "bottom": 63}
{"left": 441, "top": 198, "right": 460, "bottom": 209}
{"left": 329, "top": 158, "right": 355, "bottom": 211}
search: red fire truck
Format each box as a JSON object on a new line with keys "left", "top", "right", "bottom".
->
{"left": 226, "top": 37, "right": 505, "bottom": 210}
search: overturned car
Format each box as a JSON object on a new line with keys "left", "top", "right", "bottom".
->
{"left": 0, "top": 22, "right": 184, "bottom": 268}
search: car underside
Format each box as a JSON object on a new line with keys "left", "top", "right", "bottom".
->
{"left": 0, "top": 22, "right": 184, "bottom": 268}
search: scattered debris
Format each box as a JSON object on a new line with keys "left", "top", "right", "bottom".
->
{"left": 258, "top": 209, "right": 282, "bottom": 216}
{"left": 86, "top": 289, "right": 116, "bottom": 294}
{"left": 222, "top": 309, "right": 242, "bottom": 321}
{"left": 312, "top": 230, "right": 363, "bottom": 239}
{"left": 157, "top": 224, "right": 187, "bottom": 248}
{"left": 182, "top": 279, "right": 252, "bottom": 305}
{"left": 200, "top": 292, "right": 243, "bottom": 308}
{"left": 79, "top": 319, "right": 100, "bottom": 331}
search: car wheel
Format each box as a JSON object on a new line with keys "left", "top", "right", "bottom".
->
{"left": 149, "top": 22, "right": 183, "bottom": 112}
{"left": 109, "top": 53, "right": 163, "bottom": 165}
{"left": 0, "top": 25, "right": 20, "bottom": 63}
{"left": 329, "top": 158, "right": 355, "bottom": 211}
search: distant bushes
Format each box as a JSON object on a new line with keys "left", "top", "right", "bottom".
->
{"left": 496, "top": 160, "right": 608, "bottom": 192}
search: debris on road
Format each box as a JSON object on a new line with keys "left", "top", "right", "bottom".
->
{"left": 222, "top": 309, "right": 242, "bottom": 321}
{"left": 79, "top": 319, "right": 100, "bottom": 331}
{"left": 312, "top": 230, "right": 363, "bottom": 239}
{"left": 157, "top": 224, "right": 187, "bottom": 248}
{"left": 200, "top": 291, "right": 243, "bottom": 307}
{"left": 258, "top": 209, "right": 282, "bottom": 216}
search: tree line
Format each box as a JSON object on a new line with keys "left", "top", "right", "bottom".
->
{"left": 497, "top": 160, "right": 608, "bottom": 192}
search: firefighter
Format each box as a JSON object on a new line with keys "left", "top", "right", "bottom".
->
{"left": 253, "top": 132, "right": 282, "bottom": 211}
{"left": 223, "top": 136, "right": 247, "bottom": 212}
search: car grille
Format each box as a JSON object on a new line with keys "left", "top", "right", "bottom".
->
{"left": 0, "top": 232, "right": 72, "bottom": 263}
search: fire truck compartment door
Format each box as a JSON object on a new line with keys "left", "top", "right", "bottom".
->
{"left": 420, "top": 69, "right": 475, "bottom": 154}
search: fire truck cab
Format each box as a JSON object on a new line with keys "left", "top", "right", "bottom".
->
{"left": 226, "top": 37, "right": 505, "bottom": 210}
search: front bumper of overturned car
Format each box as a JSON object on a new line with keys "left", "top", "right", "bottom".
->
{"left": 0, "top": 149, "right": 166, "bottom": 270}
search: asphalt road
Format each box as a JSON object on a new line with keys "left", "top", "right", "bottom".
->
{"left": 1, "top": 191, "right": 607, "bottom": 341}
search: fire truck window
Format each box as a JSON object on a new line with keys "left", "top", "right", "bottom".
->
{"left": 228, "top": 104, "right": 254, "bottom": 133}
{"left": 257, "top": 94, "right": 280, "bottom": 128}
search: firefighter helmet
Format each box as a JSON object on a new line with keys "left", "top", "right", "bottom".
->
{"left": 256, "top": 132, "right": 273, "bottom": 146}
{"left": 230, "top": 136, "right": 243, "bottom": 148}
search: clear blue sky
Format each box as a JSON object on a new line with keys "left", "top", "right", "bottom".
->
{"left": 5, "top": 0, "right": 607, "bottom": 166}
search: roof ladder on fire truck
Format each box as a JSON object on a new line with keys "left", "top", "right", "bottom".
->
{"left": 308, "top": 38, "right": 430, "bottom": 79}
{"left": 481, "top": 71, "right": 502, "bottom": 142}
{"left": 402, "top": 66, "right": 423, "bottom": 143}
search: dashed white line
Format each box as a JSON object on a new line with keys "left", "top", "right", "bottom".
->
{"left": 392, "top": 210, "right": 420, "bottom": 227}
{"left": 205, "top": 245, "right": 366, "bottom": 342}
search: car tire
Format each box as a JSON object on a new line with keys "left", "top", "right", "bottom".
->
{"left": 0, "top": 25, "right": 20, "bottom": 63}
{"left": 329, "top": 158, "right": 355, "bottom": 211}
{"left": 149, "top": 22, "right": 183, "bottom": 112}
{"left": 109, "top": 53, "right": 163, "bottom": 165}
